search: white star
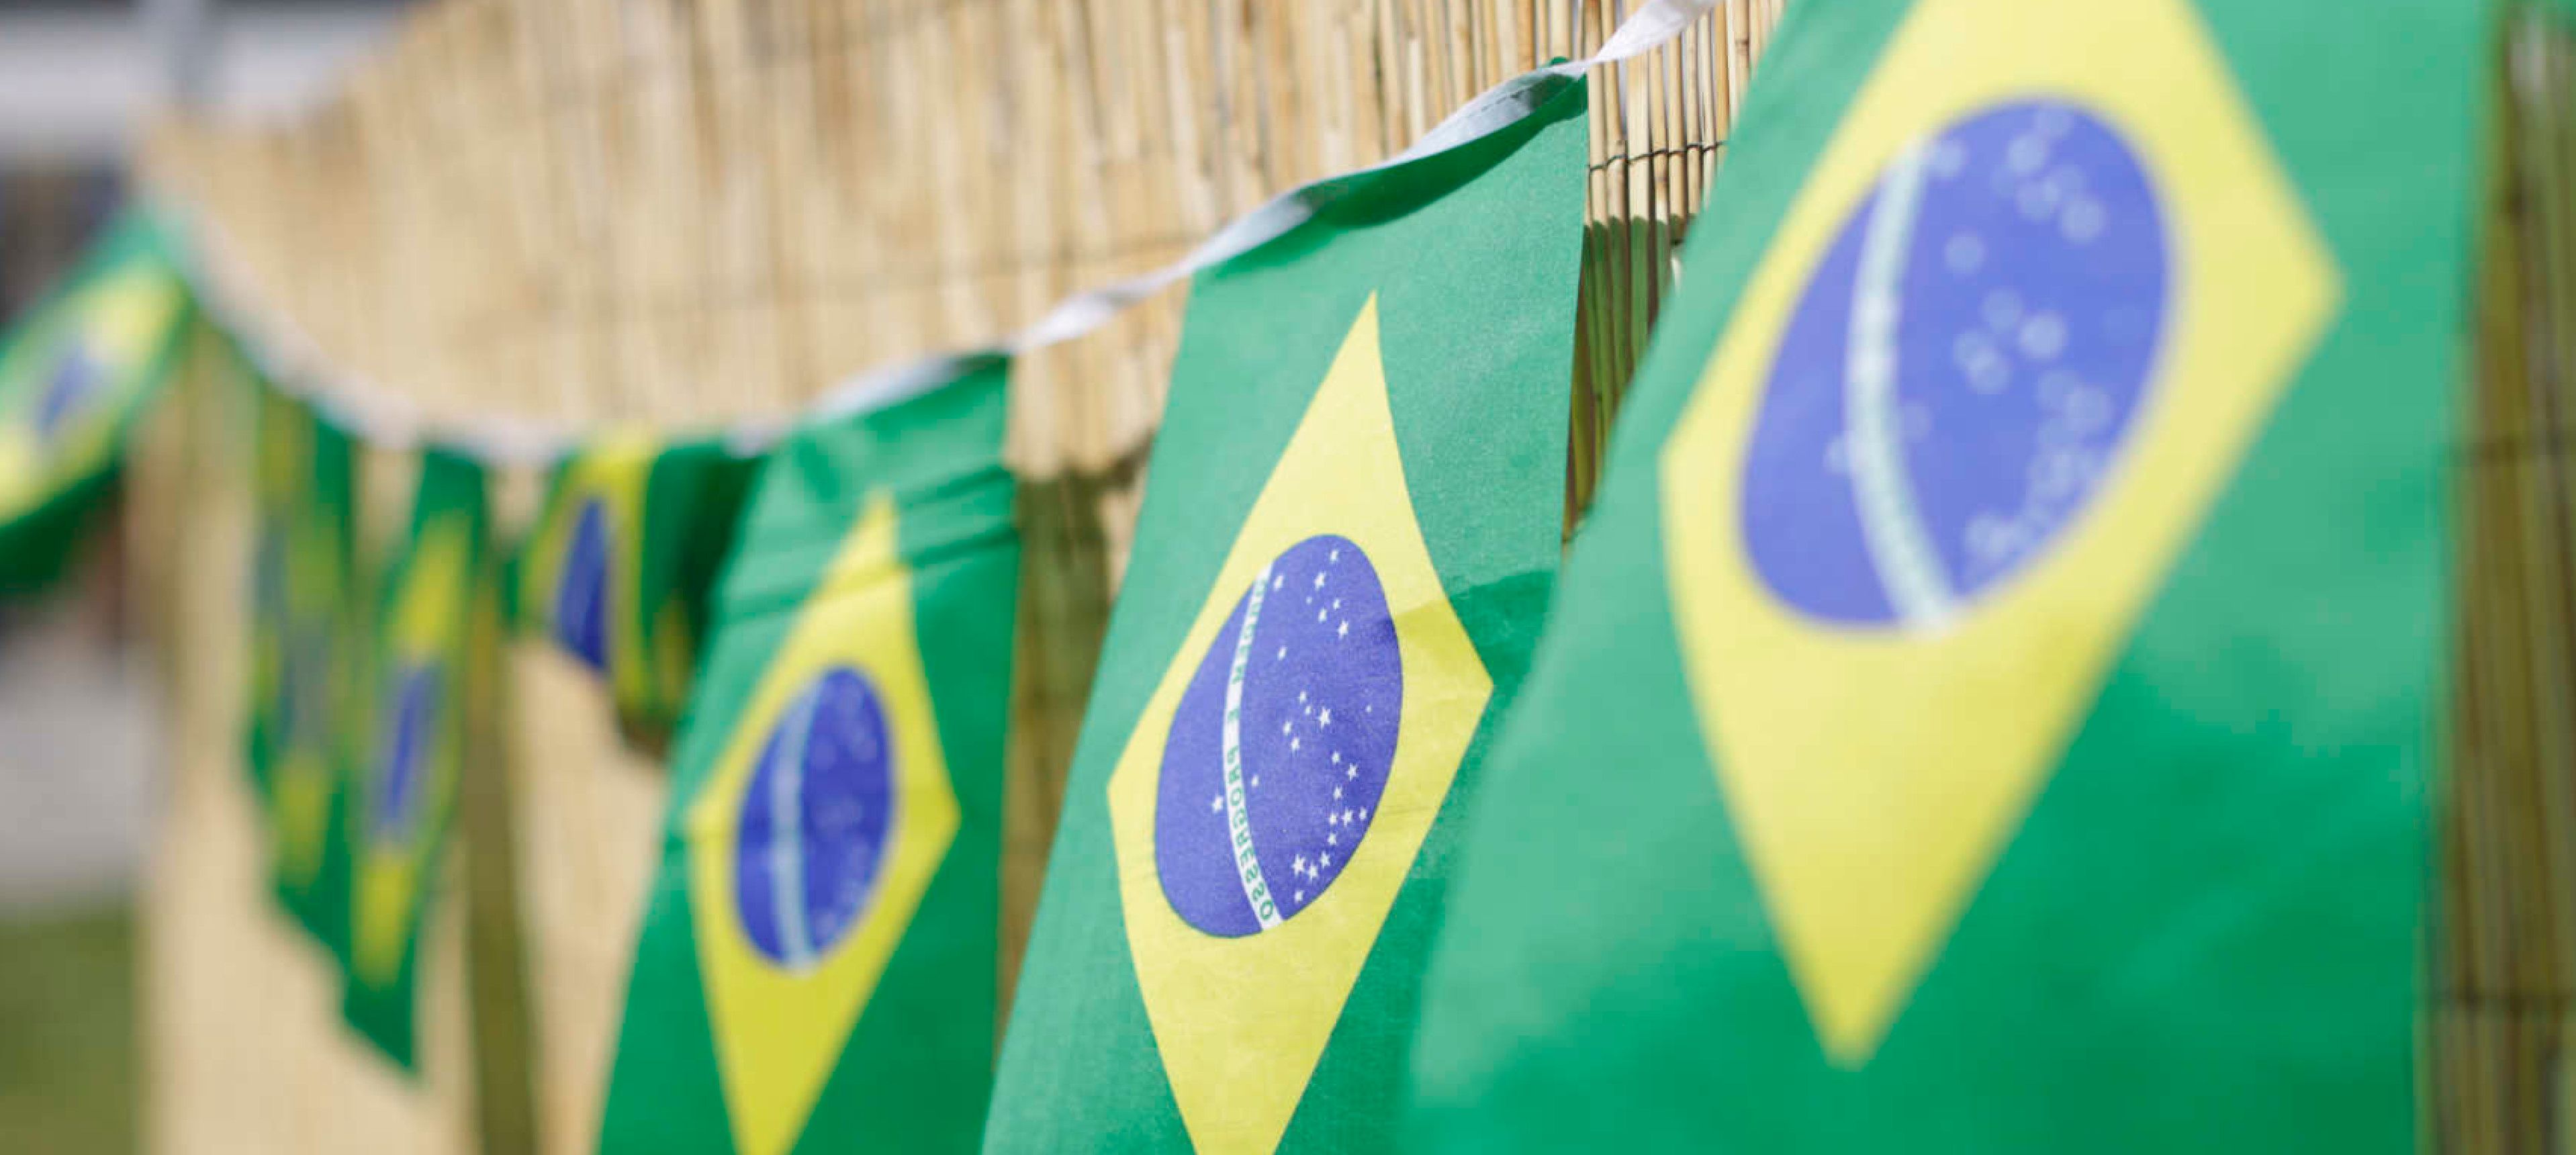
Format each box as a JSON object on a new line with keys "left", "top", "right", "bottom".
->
{"left": 1211, "top": 794, "right": 1223, "bottom": 813}
{"left": 1298, "top": 689, "right": 1307, "bottom": 704}
{"left": 1251, "top": 775, "right": 1261, "bottom": 788}
{"left": 1318, "top": 708, "right": 1332, "bottom": 727}
{"left": 1294, "top": 855, "right": 1311, "bottom": 875}
{"left": 1276, "top": 645, "right": 1286, "bottom": 661}
{"left": 1320, "top": 851, "right": 1332, "bottom": 869}
{"left": 1317, "top": 608, "right": 1327, "bottom": 622}
{"left": 1314, "top": 571, "right": 1327, "bottom": 590}
{"left": 1333, "top": 786, "right": 1342, "bottom": 800}
{"left": 1273, "top": 574, "right": 1285, "bottom": 590}
{"left": 1282, "top": 719, "right": 1293, "bottom": 735}
{"left": 1346, "top": 764, "right": 1358, "bottom": 780}
{"left": 1330, "top": 548, "right": 1341, "bottom": 563}
{"left": 1337, "top": 620, "right": 1349, "bottom": 639}
{"left": 1295, "top": 889, "right": 1305, "bottom": 903}
{"left": 1327, "top": 832, "right": 1338, "bottom": 846}
{"left": 1332, "top": 598, "right": 1342, "bottom": 610}
{"left": 1359, "top": 807, "right": 1369, "bottom": 821}
{"left": 1290, "top": 737, "right": 1301, "bottom": 751}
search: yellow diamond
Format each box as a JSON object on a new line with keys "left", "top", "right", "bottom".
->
{"left": 1107, "top": 297, "right": 1490, "bottom": 1153}
{"left": 353, "top": 516, "right": 476, "bottom": 986}
{"left": 1659, "top": 0, "right": 2338, "bottom": 1064}
{"left": 686, "top": 494, "right": 960, "bottom": 1155}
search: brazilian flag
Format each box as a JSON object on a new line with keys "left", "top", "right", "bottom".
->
{"left": 1410, "top": 1, "right": 2487, "bottom": 1151}
{"left": 342, "top": 449, "right": 499, "bottom": 1067}
{"left": 598, "top": 362, "right": 1017, "bottom": 1155}
{"left": 516, "top": 432, "right": 752, "bottom": 745}
{"left": 0, "top": 211, "right": 193, "bottom": 593}
{"left": 984, "top": 78, "right": 1588, "bottom": 1154}
{"left": 246, "top": 377, "right": 366, "bottom": 954}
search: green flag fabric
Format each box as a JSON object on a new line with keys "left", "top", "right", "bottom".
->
{"left": 0, "top": 211, "right": 193, "bottom": 593}
{"left": 247, "top": 377, "right": 367, "bottom": 954}
{"left": 983, "top": 77, "right": 1588, "bottom": 1155}
{"left": 341, "top": 448, "right": 499, "bottom": 1067}
{"left": 598, "top": 363, "right": 1018, "bottom": 1155}
{"left": 517, "top": 432, "right": 753, "bottom": 744}
{"left": 1410, "top": 1, "right": 2487, "bottom": 1151}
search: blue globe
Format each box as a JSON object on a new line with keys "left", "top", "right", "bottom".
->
{"left": 281, "top": 620, "right": 337, "bottom": 752}
{"left": 1154, "top": 535, "right": 1404, "bottom": 937}
{"left": 734, "top": 666, "right": 896, "bottom": 969}
{"left": 553, "top": 498, "right": 612, "bottom": 673}
{"left": 1739, "top": 99, "right": 2170, "bottom": 627}
{"left": 32, "top": 340, "right": 103, "bottom": 441}
{"left": 252, "top": 534, "right": 291, "bottom": 718}
{"left": 252, "top": 525, "right": 289, "bottom": 621}
{"left": 371, "top": 664, "right": 442, "bottom": 840}
{"left": 255, "top": 527, "right": 339, "bottom": 759}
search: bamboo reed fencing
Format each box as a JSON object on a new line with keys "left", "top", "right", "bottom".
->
{"left": 128, "top": 3, "right": 1788, "bottom": 1153}
{"left": 2439, "top": 10, "right": 2576, "bottom": 1153}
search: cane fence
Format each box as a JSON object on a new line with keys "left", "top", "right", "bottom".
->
{"left": 2441, "top": 9, "right": 2576, "bottom": 1154}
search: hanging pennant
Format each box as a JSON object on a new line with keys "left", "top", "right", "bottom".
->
{"left": 1409, "top": 0, "right": 2487, "bottom": 1150}
{"left": 246, "top": 375, "right": 367, "bottom": 955}
{"left": 341, "top": 448, "right": 500, "bottom": 1068}
{"left": 516, "top": 432, "right": 753, "bottom": 747}
{"left": 598, "top": 361, "right": 1019, "bottom": 1155}
{"left": 0, "top": 212, "right": 193, "bottom": 593}
{"left": 983, "top": 74, "right": 1589, "bottom": 1155}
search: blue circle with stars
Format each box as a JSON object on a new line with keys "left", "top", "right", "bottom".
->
{"left": 734, "top": 665, "right": 896, "bottom": 970}
{"left": 553, "top": 498, "right": 612, "bottom": 673}
{"left": 1738, "top": 99, "right": 2170, "bottom": 627}
{"left": 1154, "top": 534, "right": 1403, "bottom": 938}
{"left": 371, "top": 663, "right": 442, "bottom": 841}
{"left": 281, "top": 620, "right": 336, "bottom": 751}
{"left": 255, "top": 528, "right": 338, "bottom": 758}
{"left": 252, "top": 523, "right": 289, "bottom": 631}
{"left": 32, "top": 340, "right": 103, "bottom": 442}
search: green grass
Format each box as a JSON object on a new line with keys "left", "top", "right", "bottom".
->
{"left": 0, "top": 905, "right": 135, "bottom": 1155}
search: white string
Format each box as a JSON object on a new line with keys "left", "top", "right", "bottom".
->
{"left": 163, "top": 0, "right": 1720, "bottom": 467}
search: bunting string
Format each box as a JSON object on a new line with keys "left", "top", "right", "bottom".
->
{"left": 159, "top": 0, "right": 1725, "bottom": 469}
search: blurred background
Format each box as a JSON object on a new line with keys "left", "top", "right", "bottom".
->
{"left": 0, "top": 3, "right": 403, "bottom": 1150}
